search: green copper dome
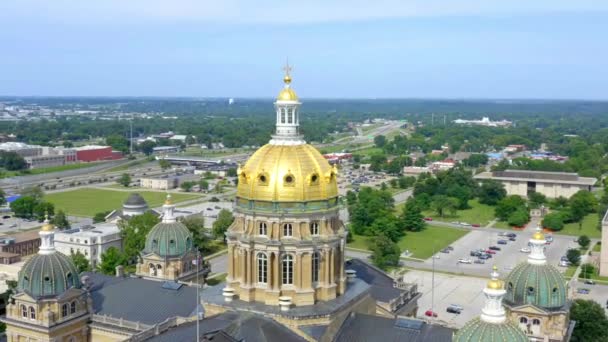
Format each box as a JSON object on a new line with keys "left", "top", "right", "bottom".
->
{"left": 144, "top": 221, "right": 193, "bottom": 257}
{"left": 504, "top": 262, "right": 567, "bottom": 309}
{"left": 454, "top": 318, "right": 527, "bottom": 342}
{"left": 18, "top": 252, "right": 81, "bottom": 299}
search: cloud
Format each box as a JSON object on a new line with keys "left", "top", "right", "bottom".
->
{"left": 2, "top": 0, "right": 608, "bottom": 25}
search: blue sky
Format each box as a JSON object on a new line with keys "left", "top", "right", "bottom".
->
{"left": 1, "top": 1, "right": 607, "bottom": 99}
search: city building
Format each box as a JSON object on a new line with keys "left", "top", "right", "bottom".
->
{"left": 139, "top": 173, "right": 199, "bottom": 190}
{"left": 453, "top": 117, "right": 512, "bottom": 127}
{"left": 104, "top": 192, "right": 159, "bottom": 223}
{"left": 24, "top": 154, "right": 66, "bottom": 169}
{"left": 474, "top": 170, "right": 597, "bottom": 199}
{"left": 135, "top": 195, "right": 198, "bottom": 281}
{"left": 54, "top": 223, "right": 122, "bottom": 268}
{"left": 152, "top": 146, "right": 180, "bottom": 155}
{"left": 454, "top": 267, "right": 528, "bottom": 342}
{"left": 0, "top": 230, "right": 41, "bottom": 264}
{"left": 503, "top": 228, "right": 573, "bottom": 341}
{"left": 1, "top": 219, "right": 92, "bottom": 342}
{"left": 403, "top": 166, "right": 431, "bottom": 177}
{"left": 430, "top": 158, "right": 456, "bottom": 172}
{"left": 0, "top": 142, "right": 42, "bottom": 157}
{"left": 200, "top": 66, "right": 420, "bottom": 342}
{"left": 74, "top": 145, "right": 120, "bottom": 162}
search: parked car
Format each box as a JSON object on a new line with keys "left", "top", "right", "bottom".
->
{"left": 446, "top": 306, "right": 461, "bottom": 314}
{"left": 9, "top": 224, "right": 16, "bottom": 228}
{"left": 520, "top": 248, "right": 531, "bottom": 253}
{"left": 509, "top": 237, "right": 517, "bottom": 242}
{"left": 577, "top": 288, "right": 590, "bottom": 294}
{"left": 485, "top": 250, "right": 496, "bottom": 255}
{"left": 498, "top": 232, "right": 507, "bottom": 237}
{"left": 423, "top": 217, "right": 433, "bottom": 221}
{"left": 2, "top": 215, "right": 10, "bottom": 219}
{"left": 559, "top": 261, "right": 570, "bottom": 267}
{"left": 506, "top": 233, "right": 517, "bottom": 238}
{"left": 478, "top": 254, "right": 490, "bottom": 260}
{"left": 470, "top": 251, "right": 481, "bottom": 257}
{"left": 459, "top": 222, "right": 471, "bottom": 227}
{"left": 471, "top": 224, "right": 481, "bottom": 228}
{"left": 451, "top": 221, "right": 459, "bottom": 225}
{"left": 474, "top": 259, "right": 485, "bottom": 264}
{"left": 440, "top": 248, "right": 450, "bottom": 254}
{"left": 446, "top": 246, "right": 454, "bottom": 251}
{"left": 560, "top": 256, "right": 569, "bottom": 262}
{"left": 584, "top": 279, "right": 595, "bottom": 285}
{"left": 449, "top": 304, "right": 464, "bottom": 311}
{"left": 425, "top": 310, "right": 438, "bottom": 317}
{"left": 497, "top": 240, "right": 508, "bottom": 245}
{"left": 458, "top": 258, "right": 473, "bottom": 264}
{"left": 489, "top": 246, "right": 501, "bottom": 251}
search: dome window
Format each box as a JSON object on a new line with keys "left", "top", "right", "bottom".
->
{"left": 532, "top": 319, "right": 541, "bottom": 325}
{"left": 519, "top": 317, "right": 528, "bottom": 324}
{"left": 66, "top": 273, "right": 73, "bottom": 288}
{"left": 257, "top": 173, "right": 269, "bottom": 186}
{"left": 186, "top": 237, "right": 192, "bottom": 248}
{"left": 152, "top": 239, "right": 158, "bottom": 248}
{"left": 527, "top": 287, "right": 534, "bottom": 295}
{"left": 170, "top": 239, "right": 175, "bottom": 245}
{"left": 507, "top": 282, "right": 513, "bottom": 291}
{"left": 240, "top": 172, "right": 248, "bottom": 184}
{"left": 284, "top": 173, "right": 295, "bottom": 187}
{"left": 23, "top": 276, "right": 29, "bottom": 288}
{"left": 309, "top": 173, "right": 319, "bottom": 185}
{"left": 552, "top": 287, "right": 558, "bottom": 294}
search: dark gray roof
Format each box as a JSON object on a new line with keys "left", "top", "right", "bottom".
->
{"left": 83, "top": 272, "right": 198, "bottom": 325}
{"left": 334, "top": 312, "right": 454, "bottom": 342}
{"left": 345, "top": 259, "right": 403, "bottom": 303}
{"left": 124, "top": 193, "right": 147, "bottom": 206}
{"left": 494, "top": 170, "right": 579, "bottom": 181}
{"left": 148, "top": 311, "right": 306, "bottom": 342}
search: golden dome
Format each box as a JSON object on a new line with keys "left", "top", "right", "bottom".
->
{"left": 277, "top": 87, "right": 298, "bottom": 101}
{"left": 532, "top": 228, "right": 545, "bottom": 241}
{"left": 487, "top": 266, "right": 503, "bottom": 289}
{"left": 236, "top": 144, "right": 338, "bottom": 202}
{"left": 41, "top": 215, "right": 54, "bottom": 232}
{"left": 164, "top": 194, "right": 173, "bottom": 205}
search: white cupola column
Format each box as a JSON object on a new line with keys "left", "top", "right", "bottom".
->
{"left": 38, "top": 215, "right": 56, "bottom": 255}
{"left": 269, "top": 62, "right": 305, "bottom": 146}
{"left": 162, "top": 194, "right": 176, "bottom": 223}
{"left": 480, "top": 266, "right": 507, "bottom": 324}
{"left": 528, "top": 227, "right": 547, "bottom": 265}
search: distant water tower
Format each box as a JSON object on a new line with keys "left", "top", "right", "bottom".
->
{"left": 228, "top": 98, "right": 234, "bottom": 105}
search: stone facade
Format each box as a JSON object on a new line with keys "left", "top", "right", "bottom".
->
{"left": 506, "top": 305, "right": 570, "bottom": 341}
{"left": 137, "top": 250, "right": 197, "bottom": 281}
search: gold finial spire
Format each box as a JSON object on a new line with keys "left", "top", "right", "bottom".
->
{"left": 164, "top": 193, "right": 173, "bottom": 205}
{"left": 487, "top": 265, "right": 503, "bottom": 289}
{"left": 283, "top": 59, "right": 292, "bottom": 85}
{"left": 41, "top": 212, "right": 54, "bottom": 232}
{"left": 532, "top": 226, "right": 545, "bottom": 241}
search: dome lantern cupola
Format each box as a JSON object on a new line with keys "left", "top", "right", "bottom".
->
{"left": 481, "top": 266, "right": 507, "bottom": 324}
{"left": 528, "top": 226, "right": 547, "bottom": 265}
{"left": 270, "top": 60, "right": 304, "bottom": 146}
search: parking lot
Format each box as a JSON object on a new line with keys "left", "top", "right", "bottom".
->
{"left": 422, "top": 228, "right": 574, "bottom": 278}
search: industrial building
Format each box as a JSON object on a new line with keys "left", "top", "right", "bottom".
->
{"left": 474, "top": 169, "right": 597, "bottom": 198}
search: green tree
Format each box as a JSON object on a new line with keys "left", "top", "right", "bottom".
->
{"left": 566, "top": 249, "right": 581, "bottom": 265}
{"left": 138, "top": 140, "right": 156, "bottom": 156}
{"left": 106, "top": 134, "right": 129, "bottom": 153}
{"left": 214, "top": 182, "right": 223, "bottom": 193}
{"left": 51, "top": 210, "right": 70, "bottom": 229}
{"left": 369, "top": 215, "right": 402, "bottom": 243}
{"left": 226, "top": 168, "right": 237, "bottom": 177}
{"left": 431, "top": 195, "right": 458, "bottom": 218}
{"left": 478, "top": 180, "right": 506, "bottom": 205}
{"left": 70, "top": 251, "right": 91, "bottom": 273}
{"left": 181, "top": 216, "right": 209, "bottom": 252}
{"left": 199, "top": 179, "right": 209, "bottom": 192}
{"left": 578, "top": 235, "right": 591, "bottom": 249}
{"left": 118, "top": 212, "right": 160, "bottom": 262}
{"left": 569, "top": 190, "right": 597, "bottom": 222}
{"left": 446, "top": 184, "right": 471, "bottom": 210}
{"left": 580, "top": 263, "right": 596, "bottom": 279}
{"left": 159, "top": 159, "right": 171, "bottom": 170}
{"left": 0, "top": 188, "right": 6, "bottom": 206}
{"left": 570, "top": 299, "right": 608, "bottom": 342}
{"left": 369, "top": 233, "right": 400, "bottom": 270}
{"left": 93, "top": 211, "right": 111, "bottom": 223}
{"left": 118, "top": 173, "right": 131, "bottom": 187}
{"left": 542, "top": 212, "right": 564, "bottom": 231}
{"left": 507, "top": 208, "right": 529, "bottom": 227}
{"left": 400, "top": 200, "right": 425, "bottom": 232}
{"left": 33, "top": 201, "right": 54, "bottom": 221}
{"left": 0, "top": 151, "right": 27, "bottom": 171}
{"left": 213, "top": 209, "right": 234, "bottom": 240}
{"left": 462, "top": 154, "right": 489, "bottom": 167}
{"left": 98, "top": 247, "right": 127, "bottom": 275}
{"left": 180, "top": 181, "right": 195, "bottom": 192}
{"left": 374, "top": 135, "right": 387, "bottom": 148}
{"left": 495, "top": 195, "right": 527, "bottom": 221}
{"left": 10, "top": 196, "right": 37, "bottom": 218}
{"left": 528, "top": 192, "right": 547, "bottom": 208}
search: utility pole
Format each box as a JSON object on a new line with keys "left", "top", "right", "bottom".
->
{"left": 196, "top": 250, "right": 200, "bottom": 341}
{"left": 431, "top": 241, "right": 436, "bottom": 320}
{"left": 431, "top": 113, "right": 434, "bottom": 126}
{"left": 129, "top": 118, "right": 133, "bottom": 155}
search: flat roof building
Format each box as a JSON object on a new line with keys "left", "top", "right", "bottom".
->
{"left": 54, "top": 223, "right": 122, "bottom": 268}
{"left": 474, "top": 169, "right": 597, "bottom": 199}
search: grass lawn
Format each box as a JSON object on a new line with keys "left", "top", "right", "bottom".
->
{"left": 207, "top": 273, "right": 227, "bottom": 286}
{"left": 348, "top": 224, "right": 469, "bottom": 259}
{"left": 554, "top": 213, "right": 601, "bottom": 238}
{"left": 593, "top": 242, "right": 601, "bottom": 252}
{"left": 564, "top": 265, "right": 577, "bottom": 279}
{"left": 46, "top": 188, "right": 202, "bottom": 217}
{"left": 355, "top": 147, "right": 384, "bottom": 157}
{"left": 422, "top": 199, "right": 496, "bottom": 226}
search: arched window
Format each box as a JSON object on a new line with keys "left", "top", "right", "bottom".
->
{"left": 66, "top": 273, "right": 73, "bottom": 288}
{"left": 287, "top": 109, "right": 293, "bottom": 124}
{"left": 259, "top": 222, "right": 267, "bottom": 236}
{"left": 281, "top": 108, "right": 286, "bottom": 124}
{"left": 310, "top": 222, "right": 319, "bottom": 236}
{"left": 519, "top": 317, "right": 528, "bottom": 324}
{"left": 186, "top": 237, "right": 191, "bottom": 249}
{"left": 282, "top": 254, "right": 293, "bottom": 285}
{"left": 507, "top": 282, "right": 513, "bottom": 291}
{"left": 527, "top": 287, "right": 534, "bottom": 295}
{"left": 257, "top": 253, "right": 268, "bottom": 284}
{"left": 23, "top": 276, "right": 29, "bottom": 288}
{"left": 169, "top": 239, "right": 175, "bottom": 246}
{"left": 532, "top": 319, "right": 541, "bottom": 325}
{"left": 312, "top": 252, "right": 320, "bottom": 283}
{"left": 70, "top": 301, "right": 76, "bottom": 314}
{"left": 157, "top": 264, "right": 162, "bottom": 270}
{"left": 29, "top": 306, "right": 35, "bottom": 320}
{"left": 62, "top": 303, "right": 68, "bottom": 317}
{"left": 283, "top": 223, "right": 292, "bottom": 237}
{"left": 21, "top": 305, "right": 27, "bottom": 318}
{"left": 152, "top": 239, "right": 158, "bottom": 248}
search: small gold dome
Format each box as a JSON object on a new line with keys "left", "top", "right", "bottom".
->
{"left": 283, "top": 74, "right": 292, "bottom": 84}
{"left": 277, "top": 87, "right": 298, "bottom": 101}
{"left": 164, "top": 194, "right": 173, "bottom": 205}
{"left": 532, "top": 229, "right": 545, "bottom": 241}
{"left": 487, "top": 266, "right": 503, "bottom": 289}
{"left": 41, "top": 216, "right": 54, "bottom": 232}
{"left": 237, "top": 144, "right": 338, "bottom": 202}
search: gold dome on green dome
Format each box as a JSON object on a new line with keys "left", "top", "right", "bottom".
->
{"left": 236, "top": 144, "right": 338, "bottom": 203}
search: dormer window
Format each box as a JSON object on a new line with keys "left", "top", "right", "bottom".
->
{"left": 310, "top": 222, "right": 320, "bottom": 236}
{"left": 259, "top": 222, "right": 267, "bottom": 236}
{"left": 283, "top": 223, "right": 293, "bottom": 237}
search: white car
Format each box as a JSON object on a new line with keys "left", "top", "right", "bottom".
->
{"left": 458, "top": 258, "right": 473, "bottom": 264}
{"left": 459, "top": 222, "right": 471, "bottom": 227}
{"left": 520, "top": 248, "right": 531, "bottom": 253}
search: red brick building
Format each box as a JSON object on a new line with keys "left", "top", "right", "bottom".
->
{"left": 75, "top": 145, "right": 122, "bottom": 162}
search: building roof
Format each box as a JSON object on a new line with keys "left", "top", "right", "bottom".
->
{"left": 334, "top": 312, "right": 454, "bottom": 342}
{"left": 503, "top": 262, "right": 567, "bottom": 310}
{"left": 474, "top": 170, "right": 597, "bottom": 186}
{"left": 18, "top": 251, "right": 81, "bottom": 299}
{"left": 83, "top": 272, "right": 199, "bottom": 325}
{"left": 0, "top": 230, "right": 40, "bottom": 244}
{"left": 453, "top": 317, "right": 527, "bottom": 342}
{"left": 148, "top": 311, "right": 306, "bottom": 342}
{"left": 345, "top": 258, "right": 409, "bottom": 304}
{"left": 124, "top": 193, "right": 147, "bottom": 206}
{"left": 73, "top": 145, "right": 110, "bottom": 151}
{"left": 144, "top": 221, "right": 193, "bottom": 257}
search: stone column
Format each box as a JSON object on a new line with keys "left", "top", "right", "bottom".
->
{"left": 274, "top": 252, "right": 280, "bottom": 290}
{"left": 239, "top": 248, "right": 246, "bottom": 283}
{"left": 303, "top": 253, "right": 312, "bottom": 289}
{"left": 294, "top": 252, "right": 301, "bottom": 289}
{"left": 245, "top": 249, "right": 251, "bottom": 286}
{"left": 227, "top": 244, "right": 234, "bottom": 281}
{"left": 329, "top": 248, "right": 335, "bottom": 285}
{"left": 324, "top": 248, "right": 330, "bottom": 286}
